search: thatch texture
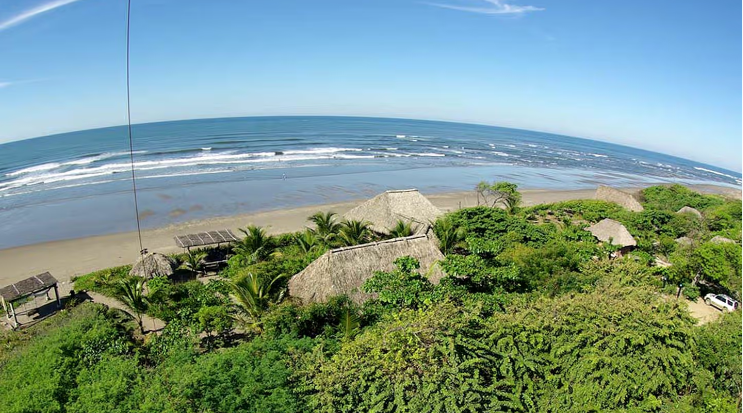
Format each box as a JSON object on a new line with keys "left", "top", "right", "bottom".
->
{"left": 676, "top": 206, "right": 703, "bottom": 219}
{"left": 595, "top": 185, "right": 644, "bottom": 212}
{"left": 130, "top": 252, "right": 176, "bottom": 278}
{"left": 585, "top": 218, "right": 637, "bottom": 247}
{"left": 288, "top": 233, "right": 445, "bottom": 304}
{"left": 343, "top": 189, "right": 443, "bottom": 235}
{"left": 710, "top": 236, "right": 735, "bottom": 244}
{"left": 0, "top": 272, "right": 57, "bottom": 302}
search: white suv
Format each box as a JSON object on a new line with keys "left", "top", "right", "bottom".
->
{"left": 703, "top": 294, "right": 740, "bottom": 312}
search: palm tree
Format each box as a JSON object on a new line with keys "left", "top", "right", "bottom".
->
{"left": 388, "top": 220, "right": 414, "bottom": 238}
{"left": 308, "top": 211, "right": 342, "bottom": 244}
{"left": 234, "top": 225, "right": 276, "bottom": 263}
{"left": 338, "top": 308, "right": 360, "bottom": 341}
{"left": 117, "top": 278, "right": 149, "bottom": 334}
{"left": 182, "top": 250, "right": 207, "bottom": 275}
{"left": 294, "top": 229, "right": 319, "bottom": 254}
{"left": 434, "top": 217, "right": 466, "bottom": 255}
{"left": 228, "top": 272, "right": 286, "bottom": 331}
{"left": 339, "top": 219, "right": 373, "bottom": 246}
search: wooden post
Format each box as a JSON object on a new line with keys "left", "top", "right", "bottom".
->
{"left": 9, "top": 302, "right": 18, "bottom": 328}
{"left": 53, "top": 284, "right": 61, "bottom": 308}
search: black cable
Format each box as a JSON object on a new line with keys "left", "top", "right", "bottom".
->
{"left": 125, "top": 0, "right": 145, "bottom": 255}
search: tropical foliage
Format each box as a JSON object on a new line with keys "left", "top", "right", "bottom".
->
{"left": 6, "top": 184, "right": 738, "bottom": 412}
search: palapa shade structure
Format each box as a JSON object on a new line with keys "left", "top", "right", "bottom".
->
{"left": 595, "top": 185, "right": 644, "bottom": 212}
{"left": 677, "top": 206, "right": 703, "bottom": 219}
{"left": 129, "top": 252, "right": 176, "bottom": 278}
{"left": 288, "top": 233, "right": 446, "bottom": 305}
{"left": 585, "top": 218, "right": 637, "bottom": 247}
{"left": 343, "top": 189, "right": 443, "bottom": 235}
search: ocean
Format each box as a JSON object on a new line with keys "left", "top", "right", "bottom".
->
{"left": 0, "top": 116, "right": 740, "bottom": 249}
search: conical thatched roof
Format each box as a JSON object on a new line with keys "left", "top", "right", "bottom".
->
{"left": 343, "top": 189, "right": 443, "bottom": 235}
{"left": 585, "top": 218, "right": 637, "bottom": 247}
{"left": 710, "top": 236, "right": 735, "bottom": 244}
{"left": 288, "top": 233, "right": 445, "bottom": 305}
{"left": 129, "top": 252, "right": 176, "bottom": 278}
{"left": 595, "top": 185, "right": 644, "bottom": 212}
{"left": 677, "top": 206, "right": 703, "bottom": 219}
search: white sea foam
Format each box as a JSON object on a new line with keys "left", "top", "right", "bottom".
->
{"left": 411, "top": 153, "right": 446, "bottom": 157}
{"left": 493, "top": 151, "right": 509, "bottom": 157}
{"left": 694, "top": 167, "right": 740, "bottom": 181}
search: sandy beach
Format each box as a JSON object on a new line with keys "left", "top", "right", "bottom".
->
{"left": 0, "top": 185, "right": 738, "bottom": 288}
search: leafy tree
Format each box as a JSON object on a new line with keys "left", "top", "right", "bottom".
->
{"left": 294, "top": 229, "right": 320, "bottom": 254}
{"left": 338, "top": 219, "right": 372, "bottom": 246}
{"left": 476, "top": 180, "right": 522, "bottom": 212}
{"left": 362, "top": 256, "right": 436, "bottom": 310}
{"left": 694, "top": 311, "right": 742, "bottom": 401}
{"left": 116, "top": 277, "right": 149, "bottom": 334}
{"left": 641, "top": 184, "right": 723, "bottom": 212}
{"left": 433, "top": 216, "right": 466, "bottom": 254}
{"left": 182, "top": 250, "right": 207, "bottom": 275}
{"left": 388, "top": 219, "right": 414, "bottom": 238}
{"left": 196, "top": 305, "right": 233, "bottom": 349}
{"left": 308, "top": 211, "right": 342, "bottom": 245}
{"left": 234, "top": 225, "right": 276, "bottom": 264}
{"left": 692, "top": 241, "right": 742, "bottom": 296}
{"left": 229, "top": 271, "right": 286, "bottom": 331}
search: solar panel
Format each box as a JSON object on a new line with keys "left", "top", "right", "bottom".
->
{"left": 174, "top": 229, "right": 239, "bottom": 248}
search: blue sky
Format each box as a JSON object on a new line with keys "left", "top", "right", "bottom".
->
{"left": 0, "top": 0, "right": 740, "bottom": 171}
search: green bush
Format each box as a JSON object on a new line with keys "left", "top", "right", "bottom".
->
{"left": 72, "top": 266, "right": 132, "bottom": 297}
{"left": 683, "top": 284, "right": 701, "bottom": 301}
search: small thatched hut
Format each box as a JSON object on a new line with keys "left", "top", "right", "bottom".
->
{"left": 710, "top": 236, "right": 735, "bottom": 245}
{"left": 343, "top": 189, "right": 443, "bottom": 235}
{"left": 288, "top": 233, "right": 445, "bottom": 304}
{"left": 130, "top": 252, "right": 176, "bottom": 278}
{"left": 675, "top": 236, "right": 694, "bottom": 247}
{"left": 595, "top": 185, "right": 644, "bottom": 212}
{"left": 677, "top": 206, "right": 703, "bottom": 219}
{"left": 585, "top": 218, "right": 637, "bottom": 256}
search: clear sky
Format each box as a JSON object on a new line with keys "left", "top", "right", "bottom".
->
{"left": 0, "top": 0, "right": 741, "bottom": 171}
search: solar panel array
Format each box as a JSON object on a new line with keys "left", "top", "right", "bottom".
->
{"left": 174, "top": 229, "right": 239, "bottom": 248}
{"left": 0, "top": 272, "right": 58, "bottom": 301}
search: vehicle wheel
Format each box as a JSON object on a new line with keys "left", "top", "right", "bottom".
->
{"left": 705, "top": 298, "right": 711, "bottom": 306}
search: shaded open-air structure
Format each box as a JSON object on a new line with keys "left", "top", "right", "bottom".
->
{"left": 1, "top": 272, "right": 60, "bottom": 328}
{"left": 174, "top": 229, "right": 239, "bottom": 273}
{"left": 585, "top": 218, "right": 637, "bottom": 257}
{"left": 174, "top": 229, "right": 239, "bottom": 250}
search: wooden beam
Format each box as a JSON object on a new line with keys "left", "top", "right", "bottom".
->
{"left": 53, "top": 284, "right": 61, "bottom": 308}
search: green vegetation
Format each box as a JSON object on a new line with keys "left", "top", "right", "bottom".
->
{"left": 2, "top": 184, "right": 740, "bottom": 412}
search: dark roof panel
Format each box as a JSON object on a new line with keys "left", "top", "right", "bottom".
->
{"left": 174, "top": 229, "right": 239, "bottom": 248}
{"left": 0, "top": 272, "right": 58, "bottom": 302}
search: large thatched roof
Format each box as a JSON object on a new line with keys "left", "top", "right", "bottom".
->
{"left": 288, "top": 233, "right": 445, "bottom": 304}
{"left": 343, "top": 189, "right": 443, "bottom": 235}
{"left": 595, "top": 185, "right": 644, "bottom": 212}
{"left": 585, "top": 218, "right": 637, "bottom": 247}
{"left": 130, "top": 252, "right": 176, "bottom": 278}
{"left": 677, "top": 206, "right": 702, "bottom": 219}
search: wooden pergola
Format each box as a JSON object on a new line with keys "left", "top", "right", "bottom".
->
{"left": 0, "top": 272, "right": 60, "bottom": 328}
{"left": 174, "top": 229, "right": 239, "bottom": 251}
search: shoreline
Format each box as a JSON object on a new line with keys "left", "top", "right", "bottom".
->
{"left": 0, "top": 184, "right": 738, "bottom": 288}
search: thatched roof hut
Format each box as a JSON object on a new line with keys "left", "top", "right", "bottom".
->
{"left": 595, "top": 185, "right": 644, "bottom": 212}
{"left": 130, "top": 252, "right": 176, "bottom": 278}
{"left": 585, "top": 218, "right": 637, "bottom": 247}
{"left": 710, "top": 236, "right": 735, "bottom": 245}
{"left": 343, "top": 189, "right": 443, "bottom": 235}
{"left": 677, "top": 206, "right": 703, "bottom": 219}
{"left": 288, "top": 233, "right": 445, "bottom": 304}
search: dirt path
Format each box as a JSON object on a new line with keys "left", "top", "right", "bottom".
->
{"left": 87, "top": 291, "right": 166, "bottom": 332}
{"left": 686, "top": 297, "right": 723, "bottom": 325}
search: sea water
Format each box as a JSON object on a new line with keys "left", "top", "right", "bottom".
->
{"left": 0, "top": 116, "right": 740, "bottom": 249}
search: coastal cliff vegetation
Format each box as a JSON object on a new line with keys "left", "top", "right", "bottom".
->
{"left": 1, "top": 184, "right": 741, "bottom": 412}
